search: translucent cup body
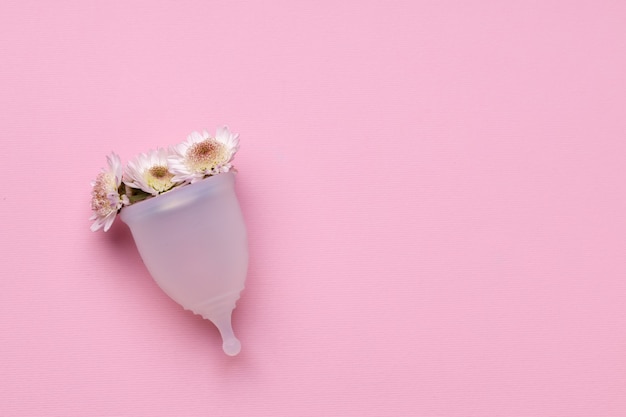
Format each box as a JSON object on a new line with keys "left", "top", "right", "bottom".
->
{"left": 120, "top": 172, "right": 248, "bottom": 356}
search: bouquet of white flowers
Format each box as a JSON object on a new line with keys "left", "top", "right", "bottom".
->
{"left": 90, "top": 126, "right": 239, "bottom": 232}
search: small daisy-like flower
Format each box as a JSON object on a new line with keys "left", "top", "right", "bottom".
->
{"left": 124, "top": 148, "right": 176, "bottom": 196}
{"left": 168, "top": 126, "right": 239, "bottom": 183}
{"left": 90, "top": 153, "right": 129, "bottom": 232}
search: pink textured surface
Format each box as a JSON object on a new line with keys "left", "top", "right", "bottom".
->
{"left": 1, "top": 1, "right": 625, "bottom": 415}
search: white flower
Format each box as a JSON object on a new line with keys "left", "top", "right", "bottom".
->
{"left": 90, "top": 153, "right": 129, "bottom": 232}
{"left": 168, "top": 126, "right": 239, "bottom": 183}
{"left": 124, "top": 148, "right": 176, "bottom": 196}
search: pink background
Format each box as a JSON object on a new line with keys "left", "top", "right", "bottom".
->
{"left": 1, "top": 1, "right": 625, "bottom": 415}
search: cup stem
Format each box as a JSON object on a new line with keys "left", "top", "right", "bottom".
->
{"left": 212, "top": 312, "right": 241, "bottom": 356}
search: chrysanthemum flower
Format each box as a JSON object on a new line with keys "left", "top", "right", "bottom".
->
{"left": 168, "top": 126, "right": 239, "bottom": 184}
{"left": 90, "top": 153, "right": 129, "bottom": 232}
{"left": 124, "top": 148, "right": 176, "bottom": 196}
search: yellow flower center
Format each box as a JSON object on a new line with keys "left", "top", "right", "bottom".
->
{"left": 186, "top": 139, "right": 227, "bottom": 172}
{"left": 145, "top": 165, "right": 174, "bottom": 193}
{"left": 91, "top": 172, "right": 116, "bottom": 216}
{"left": 149, "top": 165, "right": 170, "bottom": 179}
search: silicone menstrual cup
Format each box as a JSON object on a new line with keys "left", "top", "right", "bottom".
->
{"left": 120, "top": 172, "right": 248, "bottom": 356}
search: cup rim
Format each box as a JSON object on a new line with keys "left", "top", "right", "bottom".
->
{"left": 119, "top": 172, "right": 235, "bottom": 223}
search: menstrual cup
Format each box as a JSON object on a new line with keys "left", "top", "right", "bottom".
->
{"left": 119, "top": 172, "right": 248, "bottom": 356}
